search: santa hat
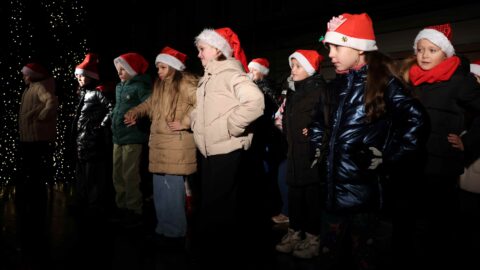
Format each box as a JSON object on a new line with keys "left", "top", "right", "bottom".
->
{"left": 75, "top": 53, "right": 99, "bottom": 80}
{"left": 21, "top": 63, "right": 49, "bottom": 80}
{"left": 288, "top": 50, "right": 324, "bottom": 76}
{"left": 114, "top": 52, "right": 149, "bottom": 76}
{"left": 248, "top": 58, "right": 270, "bottom": 75}
{"left": 413, "top": 23, "right": 455, "bottom": 57}
{"left": 323, "top": 13, "right": 378, "bottom": 51}
{"left": 195, "top": 27, "right": 249, "bottom": 72}
{"left": 155, "top": 46, "right": 187, "bottom": 71}
{"left": 470, "top": 60, "right": 480, "bottom": 77}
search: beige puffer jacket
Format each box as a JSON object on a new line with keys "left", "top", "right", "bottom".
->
{"left": 127, "top": 73, "right": 198, "bottom": 175}
{"left": 18, "top": 77, "right": 58, "bottom": 142}
{"left": 191, "top": 59, "right": 264, "bottom": 157}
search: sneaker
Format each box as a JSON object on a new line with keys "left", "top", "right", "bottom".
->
{"left": 275, "top": 228, "right": 301, "bottom": 253}
{"left": 272, "top": 214, "right": 289, "bottom": 224}
{"left": 292, "top": 232, "right": 320, "bottom": 259}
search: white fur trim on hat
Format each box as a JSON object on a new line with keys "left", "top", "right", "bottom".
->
{"left": 470, "top": 64, "right": 480, "bottom": 77}
{"left": 248, "top": 62, "right": 269, "bottom": 75}
{"left": 195, "top": 29, "right": 232, "bottom": 58}
{"left": 155, "top": 54, "right": 185, "bottom": 71}
{"left": 324, "top": 31, "right": 378, "bottom": 51}
{"left": 114, "top": 57, "right": 137, "bottom": 76}
{"left": 413, "top": 28, "right": 455, "bottom": 57}
{"left": 75, "top": 68, "right": 99, "bottom": 80}
{"left": 289, "top": 52, "right": 316, "bottom": 76}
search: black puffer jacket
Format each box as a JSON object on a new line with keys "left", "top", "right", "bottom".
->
{"left": 283, "top": 73, "right": 327, "bottom": 186}
{"left": 315, "top": 66, "right": 427, "bottom": 212}
{"left": 413, "top": 57, "right": 480, "bottom": 175}
{"left": 74, "top": 84, "right": 114, "bottom": 161}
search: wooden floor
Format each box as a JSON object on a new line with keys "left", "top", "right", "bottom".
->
{"left": 1, "top": 183, "right": 393, "bottom": 270}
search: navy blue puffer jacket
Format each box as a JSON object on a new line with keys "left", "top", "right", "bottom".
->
{"left": 311, "top": 66, "right": 427, "bottom": 212}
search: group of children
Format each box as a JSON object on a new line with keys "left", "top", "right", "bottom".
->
{"left": 18, "top": 12, "right": 480, "bottom": 270}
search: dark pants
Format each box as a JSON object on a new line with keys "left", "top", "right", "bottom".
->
{"left": 416, "top": 174, "right": 459, "bottom": 269}
{"left": 288, "top": 183, "right": 322, "bottom": 235}
{"left": 75, "top": 158, "right": 109, "bottom": 211}
{"left": 194, "top": 150, "right": 244, "bottom": 266}
{"left": 15, "top": 141, "right": 53, "bottom": 256}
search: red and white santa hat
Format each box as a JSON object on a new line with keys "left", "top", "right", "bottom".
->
{"left": 195, "top": 27, "right": 249, "bottom": 72}
{"left": 114, "top": 52, "right": 149, "bottom": 76}
{"left": 288, "top": 49, "right": 324, "bottom": 76}
{"left": 21, "top": 63, "right": 50, "bottom": 80}
{"left": 414, "top": 23, "right": 455, "bottom": 57}
{"left": 470, "top": 60, "right": 480, "bottom": 77}
{"left": 155, "top": 46, "right": 187, "bottom": 71}
{"left": 75, "top": 53, "right": 99, "bottom": 80}
{"left": 323, "top": 13, "right": 378, "bottom": 51}
{"left": 248, "top": 58, "right": 270, "bottom": 75}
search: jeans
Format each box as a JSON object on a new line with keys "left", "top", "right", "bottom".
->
{"left": 153, "top": 174, "right": 186, "bottom": 237}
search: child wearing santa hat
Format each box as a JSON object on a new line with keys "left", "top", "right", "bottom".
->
{"left": 124, "top": 46, "right": 198, "bottom": 243}
{"left": 314, "top": 13, "right": 428, "bottom": 268}
{"left": 17, "top": 62, "right": 58, "bottom": 244}
{"left": 404, "top": 23, "right": 480, "bottom": 269}
{"left": 111, "top": 52, "right": 152, "bottom": 227}
{"left": 247, "top": 57, "right": 286, "bottom": 226}
{"left": 191, "top": 27, "right": 264, "bottom": 262}
{"left": 274, "top": 49, "right": 326, "bottom": 259}
{"left": 70, "top": 53, "right": 114, "bottom": 217}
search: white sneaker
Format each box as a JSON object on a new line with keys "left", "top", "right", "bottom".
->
{"left": 292, "top": 232, "right": 320, "bottom": 259}
{"left": 272, "top": 214, "right": 289, "bottom": 224}
{"left": 275, "top": 228, "right": 301, "bottom": 253}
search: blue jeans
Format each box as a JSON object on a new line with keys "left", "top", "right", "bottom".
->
{"left": 153, "top": 174, "right": 186, "bottom": 237}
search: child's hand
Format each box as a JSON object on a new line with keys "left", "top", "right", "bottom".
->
{"left": 167, "top": 121, "right": 183, "bottom": 131}
{"left": 447, "top": 134, "right": 464, "bottom": 151}
{"left": 124, "top": 113, "right": 137, "bottom": 127}
{"left": 302, "top": 128, "right": 308, "bottom": 136}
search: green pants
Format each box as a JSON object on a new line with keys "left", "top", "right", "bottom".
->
{"left": 112, "top": 144, "right": 143, "bottom": 214}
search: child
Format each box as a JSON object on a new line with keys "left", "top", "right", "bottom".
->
{"left": 17, "top": 62, "right": 58, "bottom": 252}
{"left": 247, "top": 58, "right": 286, "bottom": 224}
{"left": 72, "top": 53, "right": 114, "bottom": 216}
{"left": 274, "top": 49, "right": 326, "bottom": 259}
{"left": 111, "top": 52, "right": 151, "bottom": 227}
{"left": 192, "top": 27, "right": 264, "bottom": 262}
{"left": 312, "top": 13, "right": 427, "bottom": 269}
{"left": 404, "top": 23, "right": 480, "bottom": 268}
{"left": 124, "top": 46, "right": 198, "bottom": 242}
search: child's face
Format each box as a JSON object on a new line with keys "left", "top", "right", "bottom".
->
{"left": 248, "top": 68, "right": 264, "bottom": 81}
{"left": 76, "top": 74, "right": 91, "bottom": 87}
{"left": 156, "top": 62, "right": 171, "bottom": 80}
{"left": 328, "top": 44, "right": 363, "bottom": 72}
{"left": 290, "top": 58, "right": 309, "bottom": 81}
{"left": 415, "top": 39, "right": 447, "bottom": 71}
{"left": 196, "top": 41, "right": 220, "bottom": 67}
{"left": 117, "top": 67, "right": 132, "bottom": 82}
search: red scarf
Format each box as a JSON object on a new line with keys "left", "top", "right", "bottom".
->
{"left": 409, "top": 56, "right": 460, "bottom": 86}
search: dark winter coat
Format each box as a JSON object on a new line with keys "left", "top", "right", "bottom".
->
{"left": 413, "top": 57, "right": 480, "bottom": 176}
{"left": 111, "top": 74, "right": 151, "bottom": 145}
{"left": 283, "top": 73, "right": 326, "bottom": 186}
{"left": 74, "top": 84, "right": 114, "bottom": 161}
{"left": 314, "top": 66, "right": 427, "bottom": 212}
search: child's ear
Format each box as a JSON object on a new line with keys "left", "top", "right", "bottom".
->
{"left": 358, "top": 50, "right": 365, "bottom": 55}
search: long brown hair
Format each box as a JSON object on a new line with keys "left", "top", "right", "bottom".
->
{"left": 364, "top": 51, "right": 405, "bottom": 122}
{"left": 153, "top": 68, "right": 183, "bottom": 122}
